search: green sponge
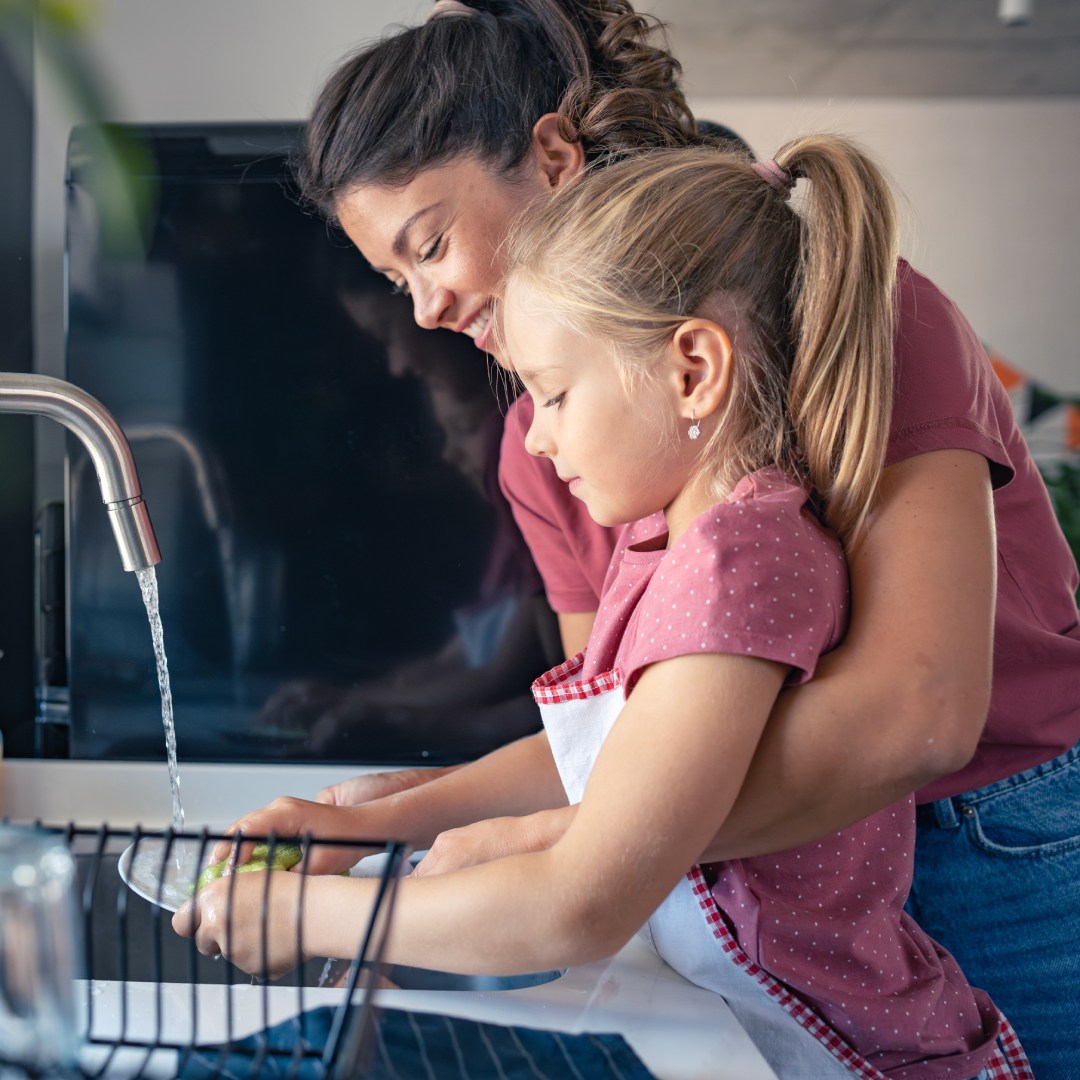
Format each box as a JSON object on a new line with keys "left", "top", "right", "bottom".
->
{"left": 192, "top": 841, "right": 304, "bottom": 895}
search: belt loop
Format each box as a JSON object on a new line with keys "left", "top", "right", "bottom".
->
{"left": 932, "top": 797, "right": 961, "bottom": 830}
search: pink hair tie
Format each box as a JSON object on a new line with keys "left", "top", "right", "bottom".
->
{"left": 752, "top": 159, "right": 795, "bottom": 198}
{"left": 426, "top": 0, "right": 476, "bottom": 20}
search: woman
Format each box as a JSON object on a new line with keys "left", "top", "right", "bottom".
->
{"left": 289, "top": 1, "right": 1079, "bottom": 1073}
{"left": 180, "top": 137, "right": 1033, "bottom": 1078}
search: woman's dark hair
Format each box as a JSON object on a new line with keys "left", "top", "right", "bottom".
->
{"left": 297, "top": 0, "right": 744, "bottom": 216}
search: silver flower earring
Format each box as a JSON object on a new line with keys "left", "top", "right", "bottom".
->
{"left": 688, "top": 413, "right": 701, "bottom": 441}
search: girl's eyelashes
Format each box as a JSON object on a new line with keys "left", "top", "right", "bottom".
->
{"left": 543, "top": 391, "right": 566, "bottom": 409}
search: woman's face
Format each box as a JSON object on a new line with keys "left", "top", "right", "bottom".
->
{"left": 336, "top": 157, "right": 550, "bottom": 367}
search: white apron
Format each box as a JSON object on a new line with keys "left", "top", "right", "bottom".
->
{"left": 533, "top": 656, "right": 884, "bottom": 1080}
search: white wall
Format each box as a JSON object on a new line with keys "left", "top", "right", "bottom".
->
{"left": 34, "top": 4, "right": 1080, "bottom": 402}
{"left": 698, "top": 98, "right": 1080, "bottom": 396}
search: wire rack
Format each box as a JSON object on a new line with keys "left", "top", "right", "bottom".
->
{"left": 1, "top": 823, "right": 410, "bottom": 1080}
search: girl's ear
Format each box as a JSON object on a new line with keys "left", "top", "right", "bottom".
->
{"left": 667, "top": 319, "right": 733, "bottom": 421}
{"left": 530, "top": 114, "right": 585, "bottom": 190}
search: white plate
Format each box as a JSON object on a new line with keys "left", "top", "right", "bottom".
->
{"left": 117, "top": 837, "right": 210, "bottom": 913}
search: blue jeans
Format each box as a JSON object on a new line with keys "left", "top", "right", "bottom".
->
{"left": 907, "top": 740, "right": 1080, "bottom": 1080}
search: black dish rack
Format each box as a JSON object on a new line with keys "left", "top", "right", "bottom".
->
{"left": 3, "top": 823, "right": 410, "bottom": 1080}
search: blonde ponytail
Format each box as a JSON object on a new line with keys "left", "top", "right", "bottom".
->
{"left": 778, "top": 135, "right": 898, "bottom": 541}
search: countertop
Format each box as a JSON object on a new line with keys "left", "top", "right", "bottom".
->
{"left": 78, "top": 934, "right": 779, "bottom": 1080}
{"left": 5, "top": 761, "right": 779, "bottom": 1080}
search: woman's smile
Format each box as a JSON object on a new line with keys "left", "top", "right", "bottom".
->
{"left": 459, "top": 306, "right": 494, "bottom": 350}
{"left": 334, "top": 158, "right": 552, "bottom": 364}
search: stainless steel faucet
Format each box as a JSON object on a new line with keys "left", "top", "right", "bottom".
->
{"left": 0, "top": 374, "right": 161, "bottom": 571}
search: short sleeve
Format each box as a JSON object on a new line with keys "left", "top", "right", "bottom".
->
{"left": 888, "top": 262, "right": 1015, "bottom": 488}
{"left": 498, "top": 394, "right": 620, "bottom": 613}
{"left": 617, "top": 477, "right": 848, "bottom": 689}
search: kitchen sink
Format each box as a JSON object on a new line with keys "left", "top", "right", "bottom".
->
{"left": 384, "top": 965, "right": 563, "bottom": 992}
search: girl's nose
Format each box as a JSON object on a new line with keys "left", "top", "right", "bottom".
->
{"left": 412, "top": 281, "right": 453, "bottom": 331}
{"left": 524, "top": 415, "right": 552, "bottom": 459}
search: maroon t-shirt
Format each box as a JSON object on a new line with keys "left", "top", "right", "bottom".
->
{"left": 499, "top": 262, "right": 1080, "bottom": 799}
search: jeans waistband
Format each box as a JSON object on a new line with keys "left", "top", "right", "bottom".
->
{"left": 916, "top": 736, "right": 1080, "bottom": 830}
{"left": 915, "top": 798, "right": 963, "bottom": 829}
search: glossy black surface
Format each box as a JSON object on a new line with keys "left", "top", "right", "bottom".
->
{"left": 65, "top": 124, "right": 557, "bottom": 764}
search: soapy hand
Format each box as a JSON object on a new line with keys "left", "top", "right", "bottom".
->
{"left": 191, "top": 841, "right": 304, "bottom": 894}
{"left": 207, "top": 797, "right": 373, "bottom": 877}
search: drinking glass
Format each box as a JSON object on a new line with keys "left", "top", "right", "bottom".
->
{"left": 0, "top": 824, "right": 82, "bottom": 1078}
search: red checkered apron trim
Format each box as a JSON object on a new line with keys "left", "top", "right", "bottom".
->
{"left": 687, "top": 865, "right": 888, "bottom": 1080}
{"left": 687, "top": 865, "right": 1034, "bottom": 1080}
{"left": 532, "top": 652, "right": 624, "bottom": 705}
{"left": 980, "top": 1018, "right": 1035, "bottom": 1080}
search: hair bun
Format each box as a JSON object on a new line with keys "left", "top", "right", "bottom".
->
{"left": 556, "top": 2, "right": 695, "bottom": 159}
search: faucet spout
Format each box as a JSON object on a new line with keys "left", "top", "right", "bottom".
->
{"left": 0, "top": 374, "right": 161, "bottom": 571}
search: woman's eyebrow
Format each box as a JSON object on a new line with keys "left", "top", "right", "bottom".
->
{"left": 392, "top": 203, "right": 443, "bottom": 258}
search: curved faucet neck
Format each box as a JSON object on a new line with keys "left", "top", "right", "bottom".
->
{"left": 0, "top": 373, "right": 161, "bottom": 571}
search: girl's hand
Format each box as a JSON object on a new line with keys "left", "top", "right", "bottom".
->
{"left": 207, "top": 797, "right": 372, "bottom": 876}
{"left": 172, "top": 870, "right": 307, "bottom": 980}
{"left": 412, "top": 807, "right": 575, "bottom": 878}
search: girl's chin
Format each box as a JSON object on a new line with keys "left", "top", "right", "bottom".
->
{"left": 578, "top": 500, "right": 620, "bottom": 529}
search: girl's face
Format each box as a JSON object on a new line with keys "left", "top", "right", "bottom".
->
{"left": 336, "top": 157, "right": 552, "bottom": 367}
{"left": 504, "top": 283, "right": 700, "bottom": 532}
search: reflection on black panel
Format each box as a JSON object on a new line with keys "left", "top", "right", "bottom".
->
{"left": 66, "top": 123, "right": 558, "bottom": 764}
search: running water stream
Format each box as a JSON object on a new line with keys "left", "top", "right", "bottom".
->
{"left": 136, "top": 566, "right": 184, "bottom": 831}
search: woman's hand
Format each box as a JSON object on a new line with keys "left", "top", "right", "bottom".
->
{"left": 314, "top": 766, "right": 455, "bottom": 807}
{"left": 412, "top": 806, "right": 576, "bottom": 877}
{"left": 207, "top": 797, "right": 373, "bottom": 877}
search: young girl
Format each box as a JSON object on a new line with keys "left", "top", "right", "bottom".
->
{"left": 177, "top": 138, "right": 1032, "bottom": 1080}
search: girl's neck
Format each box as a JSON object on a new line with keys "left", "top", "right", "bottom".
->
{"left": 663, "top": 471, "right": 733, "bottom": 548}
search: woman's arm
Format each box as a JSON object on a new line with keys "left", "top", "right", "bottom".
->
{"left": 415, "top": 448, "right": 996, "bottom": 874}
{"left": 205, "top": 729, "right": 568, "bottom": 874}
{"left": 557, "top": 610, "right": 597, "bottom": 657}
{"left": 700, "top": 447, "right": 996, "bottom": 860}
{"left": 313, "top": 607, "right": 594, "bottom": 808}
{"left": 176, "top": 651, "right": 785, "bottom": 978}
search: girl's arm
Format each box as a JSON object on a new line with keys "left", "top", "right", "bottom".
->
{"left": 176, "top": 651, "right": 785, "bottom": 978}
